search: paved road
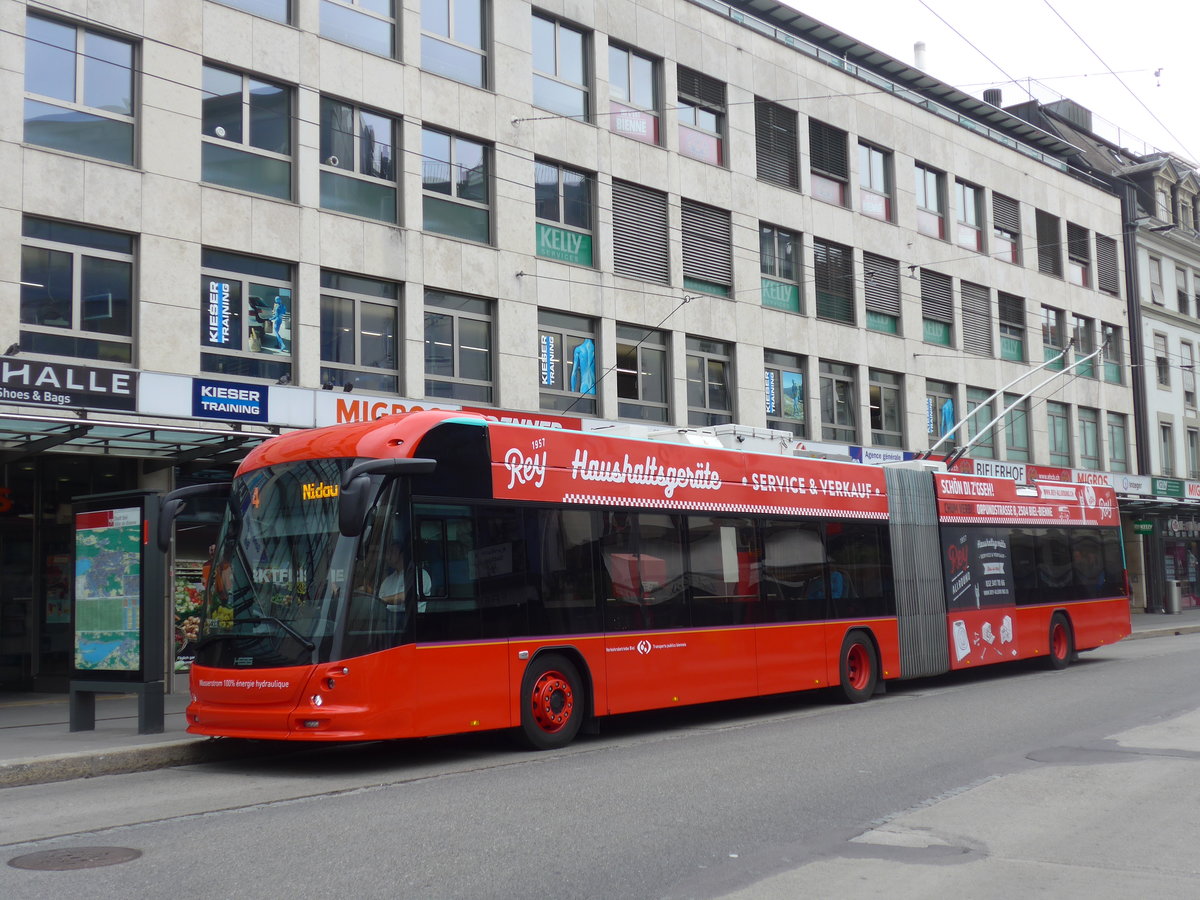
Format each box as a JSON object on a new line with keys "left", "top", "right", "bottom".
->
{"left": 2, "top": 633, "right": 1199, "bottom": 899}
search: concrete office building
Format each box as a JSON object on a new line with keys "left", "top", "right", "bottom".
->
{"left": 0, "top": 0, "right": 1135, "bottom": 689}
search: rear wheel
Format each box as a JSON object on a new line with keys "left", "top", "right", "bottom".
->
{"left": 519, "top": 654, "right": 584, "bottom": 750}
{"left": 1047, "top": 613, "right": 1073, "bottom": 670}
{"left": 838, "top": 632, "right": 878, "bottom": 703}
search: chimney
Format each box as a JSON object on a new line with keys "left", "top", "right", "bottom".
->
{"left": 983, "top": 88, "right": 1002, "bottom": 107}
{"left": 914, "top": 41, "right": 926, "bottom": 70}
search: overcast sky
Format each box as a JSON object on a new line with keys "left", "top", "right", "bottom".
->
{"left": 785, "top": 0, "right": 1200, "bottom": 164}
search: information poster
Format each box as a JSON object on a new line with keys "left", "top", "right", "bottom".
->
{"left": 173, "top": 561, "right": 206, "bottom": 673}
{"left": 74, "top": 506, "right": 143, "bottom": 672}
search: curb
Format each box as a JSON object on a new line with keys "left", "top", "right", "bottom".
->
{"left": 0, "top": 737, "right": 275, "bottom": 789}
{"left": 1126, "top": 622, "right": 1200, "bottom": 641}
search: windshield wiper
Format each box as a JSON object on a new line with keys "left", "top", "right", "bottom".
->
{"left": 200, "top": 616, "right": 316, "bottom": 651}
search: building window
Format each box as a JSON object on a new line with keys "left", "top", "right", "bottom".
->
{"left": 1078, "top": 407, "right": 1101, "bottom": 470}
{"left": 1073, "top": 315, "right": 1096, "bottom": 378}
{"left": 682, "top": 200, "right": 732, "bottom": 297}
{"left": 320, "top": 271, "right": 399, "bottom": 392}
{"left": 1156, "top": 188, "right": 1171, "bottom": 221}
{"left": 858, "top": 143, "right": 892, "bottom": 221}
{"left": 926, "top": 380, "right": 956, "bottom": 450}
{"left": 608, "top": 43, "right": 658, "bottom": 145}
{"left": 538, "top": 310, "right": 596, "bottom": 415}
{"left": 200, "top": 249, "right": 293, "bottom": 381}
{"left": 213, "top": 1, "right": 290, "bottom": 22}
{"left": 920, "top": 270, "right": 953, "bottom": 346}
{"left": 1159, "top": 422, "right": 1175, "bottom": 476}
{"left": 1004, "top": 394, "right": 1029, "bottom": 462}
{"left": 1194, "top": 272, "right": 1200, "bottom": 318}
{"left": 869, "top": 369, "right": 903, "bottom": 448}
{"left": 1184, "top": 343, "right": 1196, "bottom": 410}
{"left": 535, "top": 160, "right": 594, "bottom": 266}
{"left": 1102, "top": 323, "right": 1123, "bottom": 384}
{"left": 677, "top": 67, "right": 725, "bottom": 165}
{"left": 760, "top": 224, "right": 801, "bottom": 313}
{"left": 863, "top": 252, "right": 901, "bottom": 334}
{"left": 960, "top": 281, "right": 991, "bottom": 356}
{"left": 813, "top": 238, "right": 854, "bottom": 324}
{"left": 1035, "top": 210, "right": 1062, "bottom": 277}
{"left": 1154, "top": 332, "right": 1170, "bottom": 387}
{"left": 201, "top": 64, "right": 292, "bottom": 200}
{"left": 999, "top": 293, "right": 1025, "bottom": 362}
{"left": 320, "top": 0, "right": 395, "bottom": 57}
{"left": 966, "top": 387, "right": 995, "bottom": 459}
{"left": 319, "top": 97, "right": 397, "bottom": 222}
{"left": 1096, "top": 234, "right": 1120, "bottom": 295}
{"left": 612, "top": 180, "right": 669, "bottom": 283}
{"left": 1042, "top": 306, "right": 1066, "bottom": 369}
{"left": 819, "top": 361, "right": 857, "bottom": 443}
{"left": 755, "top": 99, "right": 798, "bottom": 189}
{"left": 765, "top": 350, "right": 805, "bottom": 436}
{"left": 424, "top": 291, "right": 492, "bottom": 402}
{"left": 1066, "top": 223, "right": 1090, "bottom": 287}
{"left": 1148, "top": 255, "right": 1164, "bottom": 304}
{"left": 1178, "top": 268, "right": 1191, "bottom": 316}
{"left": 421, "top": 127, "right": 490, "bottom": 243}
{"left": 1107, "top": 413, "right": 1128, "bottom": 473}
{"left": 955, "top": 181, "right": 983, "bottom": 251}
{"left": 914, "top": 164, "right": 945, "bottom": 239}
{"left": 809, "top": 119, "right": 848, "bottom": 206}
{"left": 616, "top": 324, "right": 668, "bottom": 422}
{"left": 20, "top": 217, "right": 134, "bottom": 364}
{"left": 1189, "top": 429, "right": 1200, "bottom": 480}
{"left": 992, "top": 193, "right": 1020, "bottom": 264}
{"left": 24, "top": 14, "right": 135, "bottom": 165}
{"left": 422, "top": 0, "right": 486, "bottom": 88}
{"left": 532, "top": 14, "right": 587, "bottom": 119}
{"left": 686, "top": 338, "right": 732, "bottom": 426}
{"left": 1047, "top": 401, "right": 1071, "bottom": 467}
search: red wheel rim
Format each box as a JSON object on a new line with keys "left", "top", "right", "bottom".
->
{"left": 1051, "top": 623, "right": 1068, "bottom": 660}
{"left": 530, "top": 670, "right": 574, "bottom": 734}
{"left": 845, "top": 644, "right": 870, "bottom": 692}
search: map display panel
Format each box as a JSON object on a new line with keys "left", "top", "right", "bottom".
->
{"left": 74, "top": 506, "right": 142, "bottom": 672}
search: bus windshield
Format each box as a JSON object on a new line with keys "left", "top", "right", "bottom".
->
{"left": 196, "top": 459, "right": 353, "bottom": 669}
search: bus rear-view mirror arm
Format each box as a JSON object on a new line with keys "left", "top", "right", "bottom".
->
{"left": 339, "top": 458, "right": 437, "bottom": 538}
{"left": 158, "top": 482, "right": 232, "bottom": 552}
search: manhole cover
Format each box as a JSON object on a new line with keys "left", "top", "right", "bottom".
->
{"left": 8, "top": 846, "right": 142, "bottom": 871}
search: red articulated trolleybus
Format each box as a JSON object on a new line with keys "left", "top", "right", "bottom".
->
{"left": 160, "top": 410, "right": 1131, "bottom": 749}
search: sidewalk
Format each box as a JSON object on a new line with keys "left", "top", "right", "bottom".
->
{"left": 2, "top": 609, "right": 1199, "bottom": 789}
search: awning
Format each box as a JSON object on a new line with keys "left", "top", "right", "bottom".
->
{"left": 0, "top": 410, "right": 274, "bottom": 471}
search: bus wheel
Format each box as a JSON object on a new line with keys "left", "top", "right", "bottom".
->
{"left": 520, "top": 654, "right": 584, "bottom": 750}
{"left": 1048, "top": 614, "right": 1074, "bottom": 670}
{"left": 838, "top": 632, "right": 878, "bottom": 703}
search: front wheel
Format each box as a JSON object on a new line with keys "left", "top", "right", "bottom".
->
{"left": 1047, "top": 613, "right": 1074, "bottom": 670}
{"left": 519, "top": 654, "right": 585, "bottom": 750}
{"left": 838, "top": 632, "right": 878, "bottom": 703}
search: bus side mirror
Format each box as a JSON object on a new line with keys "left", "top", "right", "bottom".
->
{"left": 158, "top": 482, "right": 232, "bottom": 552}
{"left": 338, "top": 458, "right": 436, "bottom": 538}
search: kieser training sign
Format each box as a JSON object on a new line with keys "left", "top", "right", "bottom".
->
{"left": 192, "top": 378, "right": 268, "bottom": 423}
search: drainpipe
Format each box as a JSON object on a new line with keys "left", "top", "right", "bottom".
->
{"left": 1120, "top": 181, "right": 1161, "bottom": 611}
